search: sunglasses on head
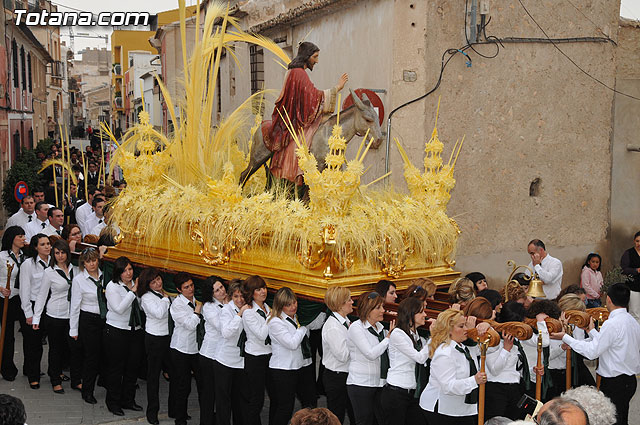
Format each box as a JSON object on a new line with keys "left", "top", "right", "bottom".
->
{"left": 81, "top": 247, "right": 96, "bottom": 255}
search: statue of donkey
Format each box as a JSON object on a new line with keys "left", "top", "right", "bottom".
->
{"left": 239, "top": 89, "right": 384, "bottom": 187}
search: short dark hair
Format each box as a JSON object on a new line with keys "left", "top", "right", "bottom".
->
{"left": 87, "top": 184, "right": 98, "bottom": 195}
{"left": 92, "top": 196, "right": 105, "bottom": 207}
{"left": 136, "top": 267, "right": 162, "bottom": 297}
{"left": 200, "top": 275, "right": 226, "bottom": 303}
{"left": 112, "top": 256, "right": 133, "bottom": 283}
{"left": 51, "top": 239, "right": 71, "bottom": 266}
{"left": 0, "top": 394, "right": 27, "bottom": 425}
{"left": 477, "top": 289, "right": 503, "bottom": 309}
{"left": 47, "top": 207, "right": 62, "bottom": 218}
{"left": 1, "top": 226, "right": 25, "bottom": 251}
{"left": 526, "top": 299, "right": 561, "bottom": 320}
{"left": 634, "top": 231, "right": 640, "bottom": 240}
{"left": 498, "top": 300, "right": 526, "bottom": 323}
{"left": 374, "top": 279, "right": 395, "bottom": 299}
{"left": 174, "top": 272, "right": 193, "bottom": 291}
{"left": 32, "top": 187, "right": 44, "bottom": 194}
{"left": 607, "top": 283, "right": 630, "bottom": 308}
{"left": 35, "top": 201, "right": 48, "bottom": 211}
{"left": 21, "top": 195, "right": 34, "bottom": 204}
{"left": 243, "top": 275, "right": 267, "bottom": 305}
{"left": 528, "top": 239, "right": 546, "bottom": 250}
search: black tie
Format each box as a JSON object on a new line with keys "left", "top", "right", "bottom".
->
{"left": 98, "top": 219, "right": 103, "bottom": 224}
{"left": 123, "top": 285, "right": 142, "bottom": 330}
{"left": 333, "top": 313, "right": 349, "bottom": 330}
{"left": 55, "top": 268, "right": 74, "bottom": 301}
{"left": 413, "top": 335, "right": 427, "bottom": 399}
{"left": 27, "top": 215, "right": 32, "bottom": 222}
{"left": 38, "top": 259, "right": 49, "bottom": 270}
{"left": 41, "top": 222, "right": 46, "bottom": 229}
{"left": 88, "top": 275, "right": 107, "bottom": 319}
{"left": 256, "top": 308, "right": 271, "bottom": 345}
{"left": 188, "top": 300, "right": 205, "bottom": 349}
{"left": 151, "top": 291, "right": 173, "bottom": 333}
{"left": 56, "top": 229, "right": 61, "bottom": 235}
{"left": 367, "top": 326, "right": 390, "bottom": 379}
{"left": 455, "top": 345, "right": 479, "bottom": 404}
{"left": 237, "top": 308, "right": 248, "bottom": 357}
{"left": 8, "top": 251, "right": 24, "bottom": 289}
{"left": 286, "top": 316, "right": 311, "bottom": 359}
{"left": 514, "top": 340, "right": 531, "bottom": 391}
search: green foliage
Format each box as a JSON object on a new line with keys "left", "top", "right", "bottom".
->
{"left": 2, "top": 140, "right": 49, "bottom": 215}
{"left": 602, "top": 266, "right": 632, "bottom": 295}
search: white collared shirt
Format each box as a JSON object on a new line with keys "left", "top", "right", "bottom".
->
{"left": 268, "top": 312, "right": 310, "bottom": 370}
{"left": 387, "top": 328, "right": 429, "bottom": 390}
{"left": 243, "top": 301, "right": 272, "bottom": 356}
{"left": 522, "top": 320, "right": 551, "bottom": 383}
{"left": 6, "top": 208, "right": 34, "bottom": 229}
{"left": 19, "top": 255, "right": 51, "bottom": 318}
{"left": 216, "top": 302, "right": 245, "bottom": 369}
{"left": 170, "top": 294, "right": 201, "bottom": 354}
{"left": 24, "top": 218, "right": 49, "bottom": 241}
{"left": 42, "top": 223, "right": 63, "bottom": 237}
{"left": 322, "top": 312, "right": 350, "bottom": 373}
{"left": 200, "top": 299, "right": 225, "bottom": 360}
{"left": 0, "top": 250, "right": 23, "bottom": 299}
{"left": 486, "top": 341, "right": 520, "bottom": 384}
{"left": 528, "top": 254, "right": 563, "bottom": 299}
{"left": 105, "top": 280, "right": 138, "bottom": 330}
{"left": 563, "top": 308, "right": 640, "bottom": 378}
{"left": 75, "top": 202, "right": 93, "bottom": 236}
{"left": 33, "top": 265, "right": 78, "bottom": 324}
{"left": 69, "top": 269, "right": 104, "bottom": 337}
{"left": 90, "top": 219, "right": 106, "bottom": 236}
{"left": 346, "top": 320, "right": 389, "bottom": 387}
{"left": 141, "top": 290, "right": 170, "bottom": 336}
{"left": 419, "top": 340, "right": 480, "bottom": 417}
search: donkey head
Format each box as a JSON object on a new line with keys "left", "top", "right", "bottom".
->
{"left": 349, "top": 88, "right": 383, "bottom": 149}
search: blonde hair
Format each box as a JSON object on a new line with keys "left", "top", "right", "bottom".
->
{"left": 428, "top": 309, "right": 463, "bottom": 358}
{"left": 324, "top": 287, "right": 351, "bottom": 312}
{"left": 558, "top": 293, "right": 586, "bottom": 312}
{"left": 78, "top": 247, "right": 100, "bottom": 271}
{"left": 448, "top": 277, "right": 476, "bottom": 304}
{"left": 412, "top": 277, "right": 437, "bottom": 297}
{"left": 269, "top": 287, "right": 297, "bottom": 322}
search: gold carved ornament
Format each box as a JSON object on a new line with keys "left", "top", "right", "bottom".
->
{"left": 297, "top": 224, "right": 354, "bottom": 279}
{"left": 374, "top": 236, "right": 415, "bottom": 279}
{"left": 189, "top": 220, "right": 239, "bottom": 266}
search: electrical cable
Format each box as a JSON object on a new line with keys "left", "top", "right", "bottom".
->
{"left": 517, "top": 0, "right": 640, "bottom": 102}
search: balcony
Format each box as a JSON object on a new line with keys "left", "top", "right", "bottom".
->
{"left": 113, "top": 63, "right": 122, "bottom": 76}
{"left": 114, "top": 96, "right": 123, "bottom": 109}
{"left": 50, "top": 61, "right": 63, "bottom": 79}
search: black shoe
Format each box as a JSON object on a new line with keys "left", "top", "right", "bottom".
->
{"left": 71, "top": 384, "right": 82, "bottom": 391}
{"left": 83, "top": 394, "right": 98, "bottom": 404}
{"left": 53, "top": 387, "right": 65, "bottom": 394}
{"left": 3, "top": 375, "right": 16, "bottom": 382}
{"left": 147, "top": 419, "right": 159, "bottom": 425}
{"left": 29, "top": 382, "right": 40, "bottom": 389}
{"left": 122, "top": 402, "right": 143, "bottom": 412}
{"left": 108, "top": 407, "right": 125, "bottom": 416}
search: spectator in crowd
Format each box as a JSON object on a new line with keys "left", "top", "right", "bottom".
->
{"left": 43, "top": 207, "right": 64, "bottom": 237}
{"left": 527, "top": 239, "right": 563, "bottom": 300}
{"left": 5, "top": 195, "right": 36, "bottom": 229}
{"left": 24, "top": 201, "right": 49, "bottom": 240}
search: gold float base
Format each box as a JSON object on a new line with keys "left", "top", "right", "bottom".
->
{"left": 105, "top": 239, "right": 460, "bottom": 301}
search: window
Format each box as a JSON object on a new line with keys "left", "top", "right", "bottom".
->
{"left": 249, "top": 45, "right": 264, "bottom": 113}
{"left": 20, "top": 47, "right": 26, "bottom": 91}
{"left": 27, "top": 53, "right": 32, "bottom": 92}
{"left": 12, "top": 40, "right": 18, "bottom": 88}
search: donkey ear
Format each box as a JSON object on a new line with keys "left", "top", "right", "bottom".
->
{"left": 360, "top": 93, "right": 372, "bottom": 106}
{"left": 350, "top": 88, "right": 366, "bottom": 110}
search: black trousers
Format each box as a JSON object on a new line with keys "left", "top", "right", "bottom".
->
{"left": 309, "top": 328, "right": 325, "bottom": 394}
{"left": 422, "top": 410, "right": 476, "bottom": 425}
{"left": 22, "top": 301, "right": 43, "bottom": 382}
{"left": 296, "top": 364, "right": 317, "bottom": 408}
{"left": 380, "top": 385, "right": 425, "bottom": 425}
{"left": 244, "top": 353, "right": 271, "bottom": 425}
{"left": 214, "top": 360, "right": 247, "bottom": 425}
{"left": 323, "top": 369, "right": 355, "bottom": 424}
{"left": 269, "top": 366, "right": 315, "bottom": 425}
{"left": 485, "top": 381, "right": 524, "bottom": 420}
{"left": 346, "top": 384, "right": 382, "bottom": 425}
{"left": 78, "top": 310, "right": 105, "bottom": 398}
{"left": 146, "top": 333, "right": 170, "bottom": 423}
{"left": 198, "top": 354, "right": 217, "bottom": 425}
{"left": 43, "top": 315, "right": 82, "bottom": 387}
{"left": 0, "top": 296, "right": 26, "bottom": 380}
{"left": 103, "top": 325, "right": 144, "bottom": 409}
{"left": 600, "top": 374, "right": 637, "bottom": 425}
{"left": 169, "top": 348, "right": 200, "bottom": 425}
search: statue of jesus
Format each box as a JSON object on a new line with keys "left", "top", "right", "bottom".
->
{"left": 263, "top": 42, "right": 349, "bottom": 187}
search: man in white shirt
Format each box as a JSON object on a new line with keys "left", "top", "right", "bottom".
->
{"left": 76, "top": 186, "right": 101, "bottom": 236}
{"left": 24, "top": 202, "right": 50, "bottom": 241}
{"left": 551, "top": 283, "right": 640, "bottom": 425}
{"left": 43, "top": 207, "right": 64, "bottom": 237}
{"left": 5, "top": 195, "right": 35, "bottom": 229}
{"left": 527, "top": 239, "right": 563, "bottom": 299}
{"left": 87, "top": 197, "right": 106, "bottom": 236}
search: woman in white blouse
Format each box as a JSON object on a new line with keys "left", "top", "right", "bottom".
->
{"left": 268, "top": 287, "right": 312, "bottom": 425}
{"left": 103, "top": 256, "right": 144, "bottom": 416}
{"left": 20, "top": 233, "right": 51, "bottom": 389}
{"left": 138, "top": 267, "right": 170, "bottom": 425}
{"left": 381, "top": 297, "right": 429, "bottom": 425}
{"left": 69, "top": 246, "right": 105, "bottom": 405}
{"left": 214, "top": 279, "right": 249, "bottom": 425}
{"left": 198, "top": 275, "right": 228, "bottom": 425}
{"left": 241, "top": 275, "right": 272, "bottom": 425}
{"left": 321, "top": 286, "right": 355, "bottom": 424}
{"left": 32, "top": 240, "right": 81, "bottom": 393}
{"left": 0, "top": 226, "right": 27, "bottom": 382}
{"left": 419, "top": 309, "right": 488, "bottom": 425}
{"left": 346, "top": 291, "right": 394, "bottom": 425}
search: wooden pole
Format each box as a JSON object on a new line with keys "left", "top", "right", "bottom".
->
{"left": 565, "top": 324, "right": 572, "bottom": 390}
{"left": 0, "top": 262, "right": 15, "bottom": 371}
{"left": 59, "top": 124, "right": 65, "bottom": 205}
{"left": 535, "top": 332, "right": 542, "bottom": 401}
{"left": 478, "top": 340, "right": 488, "bottom": 425}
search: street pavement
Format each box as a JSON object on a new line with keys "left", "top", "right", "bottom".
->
{"left": 0, "top": 323, "right": 639, "bottom": 424}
